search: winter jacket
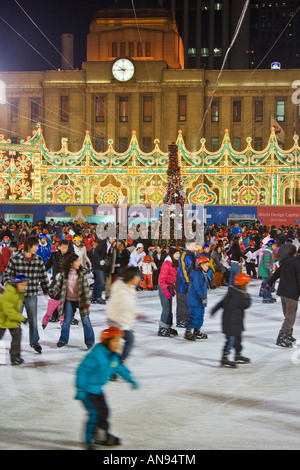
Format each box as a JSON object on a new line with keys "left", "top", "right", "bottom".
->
{"left": 187, "top": 268, "right": 208, "bottom": 307}
{"left": 36, "top": 242, "right": 52, "bottom": 264}
{"left": 268, "top": 255, "right": 300, "bottom": 301}
{"left": 106, "top": 279, "right": 140, "bottom": 331}
{"left": 159, "top": 256, "right": 178, "bottom": 295}
{"left": 0, "top": 246, "right": 11, "bottom": 273}
{"left": 152, "top": 250, "right": 167, "bottom": 271}
{"left": 45, "top": 250, "right": 69, "bottom": 288}
{"left": 175, "top": 250, "right": 195, "bottom": 293}
{"left": 3, "top": 252, "right": 49, "bottom": 298}
{"left": 211, "top": 285, "right": 251, "bottom": 336}
{"left": 210, "top": 250, "right": 227, "bottom": 273}
{"left": 74, "top": 244, "right": 90, "bottom": 269}
{"left": 128, "top": 248, "right": 146, "bottom": 267}
{"left": 51, "top": 270, "right": 90, "bottom": 318}
{"left": 258, "top": 246, "right": 275, "bottom": 278}
{"left": 75, "top": 343, "right": 136, "bottom": 397}
{"left": 139, "top": 261, "right": 157, "bottom": 275}
{"left": 0, "top": 283, "right": 26, "bottom": 329}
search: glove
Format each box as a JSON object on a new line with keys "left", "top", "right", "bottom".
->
{"left": 22, "top": 317, "right": 28, "bottom": 324}
{"left": 264, "top": 284, "right": 271, "bottom": 293}
{"left": 172, "top": 289, "right": 176, "bottom": 297}
{"left": 164, "top": 291, "right": 171, "bottom": 300}
{"left": 209, "top": 282, "right": 217, "bottom": 290}
{"left": 184, "top": 282, "right": 189, "bottom": 293}
{"left": 100, "top": 260, "right": 105, "bottom": 266}
{"left": 201, "top": 297, "right": 207, "bottom": 306}
{"left": 131, "top": 380, "right": 139, "bottom": 390}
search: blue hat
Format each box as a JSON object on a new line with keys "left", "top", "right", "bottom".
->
{"left": 39, "top": 233, "right": 47, "bottom": 239}
{"left": 267, "top": 239, "right": 276, "bottom": 246}
{"left": 203, "top": 244, "right": 210, "bottom": 249}
{"left": 13, "top": 275, "right": 29, "bottom": 284}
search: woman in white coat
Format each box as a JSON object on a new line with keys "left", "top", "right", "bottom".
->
{"left": 106, "top": 266, "right": 141, "bottom": 361}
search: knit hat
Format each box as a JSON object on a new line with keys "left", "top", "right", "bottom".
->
{"left": 168, "top": 246, "right": 181, "bottom": 259}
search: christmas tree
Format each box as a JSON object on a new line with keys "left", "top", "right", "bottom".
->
{"left": 160, "top": 142, "right": 186, "bottom": 246}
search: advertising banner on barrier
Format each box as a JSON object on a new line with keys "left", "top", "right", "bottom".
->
{"left": 257, "top": 206, "right": 300, "bottom": 226}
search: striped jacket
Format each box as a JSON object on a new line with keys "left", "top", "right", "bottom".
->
{"left": 3, "top": 252, "right": 49, "bottom": 297}
{"left": 51, "top": 270, "right": 90, "bottom": 318}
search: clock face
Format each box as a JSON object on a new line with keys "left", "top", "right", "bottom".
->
{"left": 112, "top": 59, "right": 135, "bottom": 82}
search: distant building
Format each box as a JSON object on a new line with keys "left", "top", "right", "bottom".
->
{"left": 0, "top": 0, "right": 299, "bottom": 153}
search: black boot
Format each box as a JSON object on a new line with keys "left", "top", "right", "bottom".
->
{"left": 276, "top": 329, "right": 293, "bottom": 348}
{"left": 184, "top": 328, "right": 196, "bottom": 341}
{"left": 193, "top": 329, "right": 208, "bottom": 339}
{"left": 220, "top": 354, "right": 237, "bottom": 368}
{"left": 94, "top": 428, "right": 121, "bottom": 447}
{"left": 234, "top": 353, "right": 251, "bottom": 364}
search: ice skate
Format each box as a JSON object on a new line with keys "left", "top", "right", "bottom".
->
{"left": 276, "top": 330, "right": 293, "bottom": 348}
{"left": 220, "top": 354, "right": 237, "bottom": 368}
{"left": 94, "top": 429, "right": 121, "bottom": 447}
{"left": 157, "top": 327, "right": 171, "bottom": 337}
{"left": 169, "top": 328, "right": 178, "bottom": 336}
{"left": 193, "top": 329, "right": 208, "bottom": 339}
{"left": 184, "top": 328, "right": 196, "bottom": 341}
{"left": 11, "top": 357, "right": 24, "bottom": 366}
{"left": 176, "top": 320, "right": 187, "bottom": 328}
{"left": 234, "top": 353, "right": 251, "bottom": 364}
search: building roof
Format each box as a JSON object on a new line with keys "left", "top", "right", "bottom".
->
{"left": 94, "top": 0, "right": 172, "bottom": 20}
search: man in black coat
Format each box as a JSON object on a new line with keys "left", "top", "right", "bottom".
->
{"left": 267, "top": 244, "right": 300, "bottom": 348}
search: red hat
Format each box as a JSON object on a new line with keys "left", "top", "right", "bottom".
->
{"left": 197, "top": 256, "right": 210, "bottom": 266}
{"left": 249, "top": 240, "right": 255, "bottom": 246}
{"left": 234, "top": 273, "right": 251, "bottom": 286}
{"left": 144, "top": 255, "right": 152, "bottom": 262}
{"left": 66, "top": 234, "right": 73, "bottom": 241}
{"left": 101, "top": 327, "right": 123, "bottom": 341}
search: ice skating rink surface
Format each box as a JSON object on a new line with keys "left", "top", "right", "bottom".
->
{"left": 1, "top": 278, "right": 300, "bottom": 451}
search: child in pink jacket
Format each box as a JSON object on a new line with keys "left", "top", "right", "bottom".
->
{"left": 157, "top": 246, "right": 181, "bottom": 337}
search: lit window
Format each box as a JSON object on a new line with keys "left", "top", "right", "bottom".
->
{"left": 211, "top": 101, "right": 219, "bottom": 122}
{"left": 143, "top": 96, "right": 152, "bottom": 122}
{"left": 276, "top": 100, "right": 285, "bottom": 122}
{"left": 95, "top": 96, "right": 105, "bottom": 123}
{"left": 178, "top": 95, "right": 187, "bottom": 122}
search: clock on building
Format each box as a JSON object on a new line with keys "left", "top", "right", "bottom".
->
{"left": 112, "top": 58, "right": 135, "bottom": 82}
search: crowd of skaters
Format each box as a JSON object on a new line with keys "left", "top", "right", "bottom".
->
{"left": 0, "top": 216, "right": 300, "bottom": 447}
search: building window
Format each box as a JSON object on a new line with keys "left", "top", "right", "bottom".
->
{"left": 119, "top": 97, "right": 128, "bottom": 122}
{"left": 255, "top": 100, "right": 263, "bottom": 122}
{"left": 30, "top": 98, "right": 40, "bottom": 123}
{"left": 211, "top": 137, "right": 219, "bottom": 151}
{"left": 94, "top": 137, "right": 105, "bottom": 153}
{"left": 119, "top": 137, "right": 129, "bottom": 152}
{"left": 145, "top": 42, "right": 151, "bottom": 57}
{"left": 233, "top": 100, "right": 241, "bottom": 122}
{"left": 10, "top": 99, "right": 19, "bottom": 123}
{"left": 254, "top": 137, "right": 263, "bottom": 151}
{"left": 143, "top": 137, "right": 152, "bottom": 153}
{"left": 95, "top": 96, "right": 105, "bottom": 123}
{"left": 137, "top": 42, "right": 143, "bottom": 57}
{"left": 60, "top": 96, "right": 69, "bottom": 122}
{"left": 129, "top": 42, "right": 135, "bottom": 57}
{"left": 178, "top": 95, "right": 187, "bottom": 122}
{"left": 112, "top": 42, "right": 118, "bottom": 57}
{"left": 120, "top": 42, "right": 126, "bottom": 56}
{"left": 143, "top": 96, "right": 152, "bottom": 122}
{"left": 211, "top": 100, "right": 219, "bottom": 122}
{"left": 232, "top": 137, "right": 241, "bottom": 151}
{"left": 276, "top": 100, "right": 285, "bottom": 122}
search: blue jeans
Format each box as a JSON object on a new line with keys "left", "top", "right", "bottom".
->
{"left": 92, "top": 270, "right": 104, "bottom": 300}
{"left": 23, "top": 296, "right": 39, "bottom": 347}
{"left": 121, "top": 330, "right": 134, "bottom": 361}
{"left": 223, "top": 334, "right": 242, "bottom": 355}
{"left": 59, "top": 300, "right": 95, "bottom": 346}
{"left": 158, "top": 285, "right": 173, "bottom": 328}
{"left": 261, "top": 277, "right": 274, "bottom": 300}
{"left": 229, "top": 261, "right": 240, "bottom": 286}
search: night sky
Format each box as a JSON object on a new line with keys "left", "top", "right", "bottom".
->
{"left": 0, "top": 0, "right": 115, "bottom": 71}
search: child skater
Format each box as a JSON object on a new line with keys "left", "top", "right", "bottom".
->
{"left": 210, "top": 273, "right": 252, "bottom": 368}
{"left": 185, "top": 256, "right": 210, "bottom": 341}
{"left": 75, "top": 326, "right": 138, "bottom": 450}
{"left": 0, "top": 275, "right": 28, "bottom": 365}
{"left": 157, "top": 246, "right": 181, "bottom": 337}
{"left": 139, "top": 255, "right": 157, "bottom": 290}
{"left": 51, "top": 253, "right": 95, "bottom": 350}
{"left": 106, "top": 266, "right": 141, "bottom": 362}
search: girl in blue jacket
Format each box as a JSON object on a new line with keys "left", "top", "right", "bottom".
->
{"left": 75, "top": 326, "right": 138, "bottom": 449}
{"left": 185, "top": 256, "right": 210, "bottom": 341}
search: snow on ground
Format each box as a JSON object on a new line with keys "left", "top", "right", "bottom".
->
{"left": 1, "top": 277, "right": 300, "bottom": 450}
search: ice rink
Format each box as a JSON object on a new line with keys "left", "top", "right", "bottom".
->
{"left": 1, "top": 277, "right": 300, "bottom": 451}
